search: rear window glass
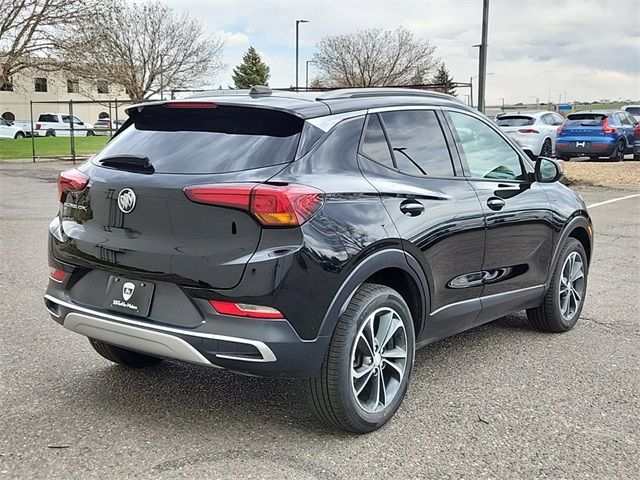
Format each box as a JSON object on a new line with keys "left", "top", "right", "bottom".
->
{"left": 93, "top": 105, "right": 304, "bottom": 174}
{"left": 38, "top": 114, "right": 57, "bottom": 122}
{"left": 624, "top": 107, "right": 640, "bottom": 115}
{"left": 566, "top": 113, "right": 606, "bottom": 125}
{"left": 496, "top": 116, "right": 535, "bottom": 127}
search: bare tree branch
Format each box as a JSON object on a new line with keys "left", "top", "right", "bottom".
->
{"left": 60, "top": 0, "right": 225, "bottom": 101}
{"left": 312, "top": 27, "right": 438, "bottom": 88}
{"left": 0, "top": 0, "right": 103, "bottom": 85}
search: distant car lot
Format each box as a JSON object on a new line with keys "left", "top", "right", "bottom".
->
{"left": 0, "top": 160, "right": 638, "bottom": 479}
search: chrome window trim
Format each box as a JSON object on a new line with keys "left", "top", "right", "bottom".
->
{"left": 44, "top": 294, "right": 277, "bottom": 363}
{"left": 307, "top": 110, "right": 368, "bottom": 132}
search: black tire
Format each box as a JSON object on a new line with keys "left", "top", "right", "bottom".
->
{"left": 560, "top": 155, "right": 571, "bottom": 162}
{"left": 14, "top": 132, "right": 25, "bottom": 139}
{"left": 45, "top": 130, "right": 55, "bottom": 137}
{"left": 527, "top": 237, "right": 588, "bottom": 333}
{"left": 308, "top": 283, "right": 415, "bottom": 433}
{"left": 609, "top": 140, "right": 625, "bottom": 162}
{"left": 589, "top": 156, "right": 600, "bottom": 161}
{"left": 89, "top": 338, "right": 164, "bottom": 368}
{"left": 540, "top": 138, "right": 552, "bottom": 158}
{"left": 86, "top": 130, "right": 95, "bottom": 137}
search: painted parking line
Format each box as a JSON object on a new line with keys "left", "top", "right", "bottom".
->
{"left": 587, "top": 193, "right": 640, "bottom": 209}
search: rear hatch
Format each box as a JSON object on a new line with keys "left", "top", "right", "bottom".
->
{"left": 496, "top": 115, "right": 536, "bottom": 134}
{"left": 52, "top": 103, "right": 305, "bottom": 290}
{"left": 559, "top": 113, "right": 610, "bottom": 139}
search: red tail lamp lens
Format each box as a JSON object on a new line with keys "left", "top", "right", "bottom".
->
{"left": 518, "top": 128, "right": 539, "bottom": 134}
{"left": 210, "top": 300, "right": 284, "bottom": 320}
{"left": 184, "top": 183, "right": 324, "bottom": 227}
{"left": 58, "top": 169, "right": 89, "bottom": 202}
{"left": 602, "top": 117, "right": 617, "bottom": 134}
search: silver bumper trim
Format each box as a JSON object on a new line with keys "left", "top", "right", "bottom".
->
{"left": 44, "top": 295, "right": 277, "bottom": 363}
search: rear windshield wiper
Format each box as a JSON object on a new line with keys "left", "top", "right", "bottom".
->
{"left": 97, "top": 155, "right": 154, "bottom": 173}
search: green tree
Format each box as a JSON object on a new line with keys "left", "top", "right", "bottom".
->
{"left": 232, "top": 47, "right": 270, "bottom": 88}
{"left": 432, "top": 62, "right": 456, "bottom": 96}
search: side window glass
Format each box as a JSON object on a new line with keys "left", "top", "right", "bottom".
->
{"left": 542, "top": 114, "right": 554, "bottom": 125}
{"left": 627, "top": 113, "right": 638, "bottom": 125}
{"left": 618, "top": 113, "right": 630, "bottom": 126}
{"left": 553, "top": 114, "right": 565, "bottom": 125}
{"left": 61, "top": 115, "right": 71, "bottom": 124}
{"left": 360, "top": 114, "right": 394, "bottom": 168}
{"left": 380, "top": 110, "right": 455, "bottom": 177}
{"left": 448, "top": 111, "right": 525, "bottom": 181}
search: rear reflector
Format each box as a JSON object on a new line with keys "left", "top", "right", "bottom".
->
{"left": 49, "top": 268, "right": 67, "bottom": 282}
{"left": 165, "top": 102, "right": 218, "bottom": 109}
{"left": 184, "top": 183, "right": 324, "bottom": 227}
{"left": 210, "top": 300, "right": 284, "bottom": 319}
{"left": 58, "top": 169, "right": 89, "bottom": 202}
{"left": 518, "top": 128, "right": 539, "bottom": 134}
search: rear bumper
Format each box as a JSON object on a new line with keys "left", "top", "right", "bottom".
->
{"left": 44, "top": 293, "right": 329, "bottom": 378}
{"left": 555, "top": 139, "right": 616, "bottom": 157}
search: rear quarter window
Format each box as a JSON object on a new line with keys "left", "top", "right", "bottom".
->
{"left": 93, "top": 105, "right": 304, "bottom": 174}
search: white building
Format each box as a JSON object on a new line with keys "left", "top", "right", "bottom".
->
{"left": 0, "top": 69, "right": 130, "bottom": 124}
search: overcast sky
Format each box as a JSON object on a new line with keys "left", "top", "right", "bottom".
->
{"left": 162, "top": 0, "right": 639, "bottom": 105}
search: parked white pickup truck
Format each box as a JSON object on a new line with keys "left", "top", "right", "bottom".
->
{"left": 13, "top": 113, "right": 95, "bottom": 137}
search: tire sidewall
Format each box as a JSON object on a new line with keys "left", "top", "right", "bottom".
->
{"left": 335, "top": 288, "right": 415, "bottom": 431}
{"left": 549, "top": 238, "right": 588, "bottom": 330}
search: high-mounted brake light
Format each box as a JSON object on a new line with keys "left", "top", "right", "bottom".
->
{"left": 518, "top": 128, "right": 539, "bottom": 134}
{"left": 165, "top": 102, "right": 218, "bottom": 109}
{"left": 602, "top": 117, "right": 617, "bottom": 134}
{"left": 57, "top": 169, "right": 89, "bottom": 202}
{"left": 209, "top": 300, "right": 284, "bottom": 320}
{"left": 184, "top": 183, "right": 324, "bottom": 227}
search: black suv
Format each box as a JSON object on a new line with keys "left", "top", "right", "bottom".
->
{"left": 45, "top": 88, "right": 593, "bottom": 433}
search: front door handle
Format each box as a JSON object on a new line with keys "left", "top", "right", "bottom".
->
{"left": 400, "top": 200, "right": 425, "bottom": 216}
{"left": 487, "top": 197, "right": 505, "bottom": 211}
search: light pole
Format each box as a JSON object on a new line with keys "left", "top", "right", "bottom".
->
{"left": 305, "top": 60, "right": 315, "bottom": 90}
{"left": 295, "top": 19, "right": 309, "bottom": 91}
{"left": 470, "top": 72, "right": 493, "bottom": 109}
{"left": 477, "top": 0, "right": 490, "bottom": 114}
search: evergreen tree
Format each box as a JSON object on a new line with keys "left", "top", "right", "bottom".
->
{"left": 432, "top": 63, "right": 456, "bottom": 96}
{"left": 232, "top": 47, "right": 270, "bottom": 88}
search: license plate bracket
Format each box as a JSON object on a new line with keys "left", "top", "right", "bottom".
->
{"left": 103, "top": 276, "right": 154, "bottom": 317}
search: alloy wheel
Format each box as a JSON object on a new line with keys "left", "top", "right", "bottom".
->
{"left": 350, "top": 307, "right": 408, "bottom": 414}
{"left": 559, "top": 251, "right": 585, "bottom": 321}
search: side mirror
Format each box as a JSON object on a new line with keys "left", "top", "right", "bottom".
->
{"left": 535, "top": 157, "right": 563, "bottom": 183}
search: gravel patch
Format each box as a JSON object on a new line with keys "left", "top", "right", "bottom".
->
{"left": 561, "top": 159, "right": 640, "bottom": 187}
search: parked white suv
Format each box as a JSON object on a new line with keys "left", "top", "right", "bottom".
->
{"left": 495, "top": 111, "right": 564, "bottom": 159}
{"left": 621, "top": 105, "right": 640, "bottom": 122}
{"left": 0, "top": 117, "right": 26, "bottom": 139}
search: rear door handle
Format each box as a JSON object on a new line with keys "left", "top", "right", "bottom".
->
{"left": 400, "top": 200, "right": 424, "bottom": 216}
{"left": 487, "top": 197, "right": 505, "bottom": 211}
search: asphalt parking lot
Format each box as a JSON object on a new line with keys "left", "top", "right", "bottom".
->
{"left": 1, "top": 160, "right": 638, "bottom": 479}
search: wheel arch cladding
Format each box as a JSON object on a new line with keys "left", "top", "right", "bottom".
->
{"left": 318, "top": 249, "right": 428, "bottom": 339}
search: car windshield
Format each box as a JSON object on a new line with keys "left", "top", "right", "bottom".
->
{"left": 566, "top": 113, "right": 606, "bottom": 126}
{"left": 496, "top": 116, "right": 535, "bottom": 127}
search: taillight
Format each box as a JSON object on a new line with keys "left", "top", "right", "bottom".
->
{"left": 35, "top": 123, "right": 41, "bottom": 130}
{"left": 633, "top": 124, "right": 640, "bottom": 136}
{"left": 602, "top": 117, "right": 617, "bottom": 134}
{"left": 49, "top": 268, "right": 67, "bottom": 283}
{"left": 209, "top": 300, "right": 284, "bottom": 319}
{"left": 184, "top": 183, "right": 324, "bottom": 227}
{"left": 518, "top": 128, "right": 539, "bottom": 134}
{"left": 557, "top": 121, "right": 567, "bottom": 135}
{"left": 57, "top": 169, "right": 89, "bottom": 202}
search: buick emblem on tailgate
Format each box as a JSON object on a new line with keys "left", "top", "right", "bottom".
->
{"left": 117, "top": 188, "right": 136, "bottom": 213}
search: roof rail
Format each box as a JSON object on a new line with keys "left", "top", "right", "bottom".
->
{"left": 316, "top": 87, "right": 464, "bottom": 103}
